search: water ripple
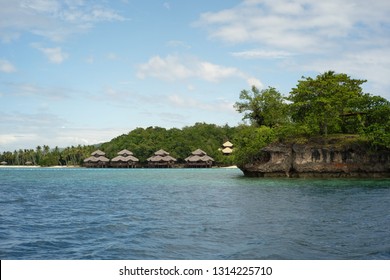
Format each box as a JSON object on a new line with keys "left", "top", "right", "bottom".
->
{"left": 0, "top": 168, "right": 389, "bottom": 259}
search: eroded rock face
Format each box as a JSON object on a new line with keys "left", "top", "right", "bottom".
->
{"left": 241, "top": 143, "right": 390, "bottom": 178}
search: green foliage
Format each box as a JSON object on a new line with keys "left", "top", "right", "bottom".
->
{"left": 234, "top": 86, "right": 288, "bottom": 127}
{"left": 233, "top": 125, "right": 276, "bottom": 167}
{"left": 233, "top": 70, "right": 390, "bottom": 165}
{"left": 361, "top": 96, "right": 390, "bottom": 149}
{"left": 288, "top": 71, "right": 367, "bottom": 136}
{"left": 99, "top": 122, "right": 237, "bottom": 164}
{"left": 1, "top": 71, "right": 389, "bottom": 168}
{"left": 0, "top": 123, "right": 238, "bottom": 166}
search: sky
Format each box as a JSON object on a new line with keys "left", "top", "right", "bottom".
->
{"left": 1, "top": 0, "right": 389, "bottom": 152}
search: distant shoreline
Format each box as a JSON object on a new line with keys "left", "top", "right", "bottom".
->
{"left": 0, "top": 165, "right": 238, "bottom": 169}
{"left": 0, "top": 165, "right": 80, "bottom": 168}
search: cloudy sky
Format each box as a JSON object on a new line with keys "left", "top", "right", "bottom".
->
{"left": 1, "top": 0, "right": 389, "bottom": 151}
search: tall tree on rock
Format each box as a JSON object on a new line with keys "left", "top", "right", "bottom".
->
{"left": 288, "top": 71, "right": 367, "bottom": 136}
{"left": 234, "top": 86, "right": 288, "bottom": 127}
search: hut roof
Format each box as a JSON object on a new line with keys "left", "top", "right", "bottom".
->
{"left": 222, "top": 147, "right": 233, "bottom": 154}
{"left": 185, "top": 148, "right": 214, "bottom": 162}
{"left": 91, "top": 149, "right": 106, "bottom": 156}
{"left": 185, "top": 154, "right": 214, "bottom": 162}
{"left": 84, "top": 156, "right": 109, "bottom": 163}
{"left": 201, "top": 155, "right": 214, "bottom": 161}
{"left": 163, "top": 155, "right": 177, "bottom": 162}
{"left": 117, "top": 149, "right": 133, "bottom": 156}
{"left": 223, "top": 141, "right": 233, "bottom": 148}
{"left": 111, "top": 155, "right": 139, "bottom": 162}
{"left": 191, "top": 148, "right": 207, "bottom": 156}
{"left": 1, "top": 161, "right": 8, "bottom": 165}
{"left": 154, "top": 149, "right": 170, "bottom": 156}
{"left": 147, "top": 152, "right": 176, "bottom": 162}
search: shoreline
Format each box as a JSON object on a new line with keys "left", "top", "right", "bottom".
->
{"left": 0, "top": 165, "right": 80, "bottom": 168}
{"left": 0, "top": 165, "right": 237, "bottom": 169}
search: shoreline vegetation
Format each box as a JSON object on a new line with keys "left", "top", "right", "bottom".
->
{"left": 1, "top": 71, "right": 389, "bottom": 176}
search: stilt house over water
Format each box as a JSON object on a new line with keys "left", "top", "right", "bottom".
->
{"left": 147, "top": 149, "right": 177, "bottom": 168}
{"left": 84, "top": 149, "right": 110, "bottom": 168}
{"left": 110, "top": 149, "right": 139, "bottom": 168}
{"left": 185, "top": 149, "right": 214, "bottom": 168}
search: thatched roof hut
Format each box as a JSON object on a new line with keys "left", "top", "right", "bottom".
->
{"left": 147, "top": 149, "right": 176, "bottom": 168}
{"left": 84, "top": 149, "right": 110, "bottom": 168}
{"left": 111, "top": 149, "right": 139, "bottom": 168}
{"left": 185, "top": 149, "right": 214, "bottom": 168}
{"left": 221, "top": 141, "right": 234, "bottom": 155}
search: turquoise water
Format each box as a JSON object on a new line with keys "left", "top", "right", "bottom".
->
{"left": 0, "top": 168, "right": 389, "bottom": 259}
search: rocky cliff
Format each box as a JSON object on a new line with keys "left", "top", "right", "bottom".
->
{"left": 240, "top": 140, "right": 390, "bottom": 178}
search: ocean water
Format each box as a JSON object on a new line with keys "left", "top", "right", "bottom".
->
{"left": 0, "top": 167, "right": 389, "bottom": 260}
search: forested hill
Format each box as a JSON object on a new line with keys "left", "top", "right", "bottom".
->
{"left": 0, "top": 123, "right": 238, "bottom": 166}
{"left": 99, "top": 123, "right": 238, "bottom": 163}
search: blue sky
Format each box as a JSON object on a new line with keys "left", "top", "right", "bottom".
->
{"left": 1, "top": 0, "right": 389, "bottom": 151}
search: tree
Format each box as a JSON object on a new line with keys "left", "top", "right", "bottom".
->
{"left": 234, "top": 86, "right": 288, "bottom": 127}
{"left": 233, "top": 125, "right": 276, "bottom": 167}
{"left": 288, "top": 71, "right": 368, "bottom": 136}
{"left": 361, "top": 95, "right": 390, "bottom": 149}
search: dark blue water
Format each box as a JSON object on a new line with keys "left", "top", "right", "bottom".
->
{"left": 0, "top": 168, "right": 389, "bottom": 259}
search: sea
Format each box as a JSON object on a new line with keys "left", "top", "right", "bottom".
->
{"left": 0, "top": 167, "right": 389, "bottom": 260}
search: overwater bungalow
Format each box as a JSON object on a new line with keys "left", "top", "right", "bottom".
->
{"left": 110, "top": 149, "right": 139, "bottom": 168}
{"left": 147, "top": 149, "right": 176, "bottom": 168}
{"left": 83, "top": 149, "right": 110, "bottom": 168}
{"left": 221, "top": 141, "right": 234, "bottom": 155}
{"left": 185, "top": 149, "right": 214, "bottom": 168}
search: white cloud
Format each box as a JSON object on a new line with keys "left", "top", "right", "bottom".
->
{"left": 0, "top": 112, "right": 128, "bottom": 151}
{"left": 137, "top": 55, "right": 192, "bottom": 81}
{"left": 231, "top": 50, "right": 293, "bottom": 59}
{"left": 5, "top": 82, "right": 71, "bottom": 99}
{"left": 196, "top": 0, "right": 390, "bottom": 98}
{"left": 0, "top": 0, "right": 127, "bottom": 42}
{"left": 196, "top": 0, "right": 390, "bottom": 53}
{"left": 304, "top": 48, "right": 390, "bottom": 99}
{"left": 0, "top": 59, "right": 17, "bottom": 73}
{"left": 137, "top": 54, "right": 261, "bottom": 86}
{"left": 32, "top": 44, "right": 69, "bottom": 64}
{"left": 246, "top": 77, "right": 263, "bottom": 88}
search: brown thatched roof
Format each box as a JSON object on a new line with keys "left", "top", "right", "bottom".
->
{"left": 147, "top": 150, "right": 176, "bottom": 162}
{"left": 91, "top": 149, "right": 106, "bottom": 156}
{"left": 117, "top": 149, "right": 133, "bottom": 156}
{"left": 84, "top": 155, "right": 109, "bottom": 163}
{"left": 185, "top": 149, "right": 214, "bottom": 162}
{"left": 84, "top": 149, "right": 109, "bottom": 163}
{"left": 223, "top": 141, "right": 233, "bottom": 148}
{"left": 111, "top": 149, "right": 138, "bottom": 162}
{"left": 111, "top": 155, "right": 139, "bottom": 162}
{"left": 154, "top": 149, "right": 170, "bottom": 156}
{"left": 222, "top": 147, "right": 233, "bottom": 154}
{"left": 192, "top": 148, "right": 207, "bottom": 156}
